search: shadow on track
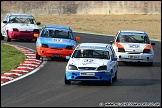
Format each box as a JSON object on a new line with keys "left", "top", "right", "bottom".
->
{"left": 65, "top": 78, "right": 161, "bottom": 87}
{"left": 118, "top": 61, "right": 161, "bottom": 67}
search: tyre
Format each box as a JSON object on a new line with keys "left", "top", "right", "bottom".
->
{"left": 36, "top": 51, "right": 41, "bottom": 60}
{"left": 6, "top": 32, "right": 11, "bottom": 42}
{"left": 34, "top": 38, "right": 37, "bottom": 43}
{"left": 107, "top": 75, "right": 112, "bottom": 85}
{"left": 64, "top": 75, "right": 71, "bottom": 84}
{"left": 1, "top": 33, "right": 4, "bottom": 40}
{"left": 147, "top": 62, "right": 153, "bottom": 66}
{"left": 113, "top": 71, "right": 117, "bottom": 81}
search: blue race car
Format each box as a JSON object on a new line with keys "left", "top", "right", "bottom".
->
{"left": 35, "top": 25, "right": 80, "bottom": 60}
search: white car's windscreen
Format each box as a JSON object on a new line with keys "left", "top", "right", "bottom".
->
{"left": 9, "top": 15, "right": 36, "bottom": 24}
{"left": 72, "top": 49, "right": 110, "bottom": 59}
{"left": 116, "top": 33, "right": 150, "bottom": 44}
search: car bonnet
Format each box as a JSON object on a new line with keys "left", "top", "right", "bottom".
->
{"left": 68, "top": 58, "right": 110, "bottom": 68}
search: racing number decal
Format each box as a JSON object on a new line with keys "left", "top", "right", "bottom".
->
{"left": 82, "top": 59, "right": 94, "bottom": 65}
{"left": 53, "top": 38, "right": 62, "bottom": 42}
{"left": 51, "top": 38, "right": 65, "bottom": 44}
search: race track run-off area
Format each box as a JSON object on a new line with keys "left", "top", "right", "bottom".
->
{"left": 1, "top": 43, "right": 44, "bottom": 86}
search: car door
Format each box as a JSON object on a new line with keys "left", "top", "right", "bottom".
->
{"left": 109, "top": 46, "right": 117, "bottom": 75}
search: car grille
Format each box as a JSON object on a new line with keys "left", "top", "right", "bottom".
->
{"left": 78, "top": 67, "right": 96, "bottom": 70}
{"left": 76, "top": 76, "right": 98, "bottom": 79}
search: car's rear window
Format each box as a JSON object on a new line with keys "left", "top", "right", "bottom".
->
{"left": 40, "top": 29, "right": 74, "bottom": 40}
{"left": 116, "top": 32, "right": 150, "bottom": 44}
{"left": 9, "top": 15, "right": 35, "bottom": 24}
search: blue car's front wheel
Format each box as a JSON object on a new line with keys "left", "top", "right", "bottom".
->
{"left": 64, "top": 75, "right": 71, "bottom": 84}
{"left": 107, "top": 75, "right": 112, "bottom": 85}
{"left": 36, "top": 51, "right": 41, "bottom": 60}
{"left": 113, "top": 71, "right": 117, "bottom": 81}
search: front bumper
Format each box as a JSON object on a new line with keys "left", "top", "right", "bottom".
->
{"left": 65, "top": 71, "right": 111, "bottom": 81}
{"left": 116, "top": 52, "right": 154, "bottom": 62}
{"left": 37, "top": 46, "right": 73, "bottom": 58}
{"left": 8, "top": 31, "right": 38, "bottom": 39}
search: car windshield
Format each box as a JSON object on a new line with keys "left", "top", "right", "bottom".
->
{"left": 9, "top": 15, "right": 36, "bottom": 24}
{"left": 117, "top": 32, "right": 150, "bottom": 44}
{"left": 72, "top": 49, "right": 110, "bottom": 59}
{"left": 40, "top": 29, "right": 73, "bottom": 39}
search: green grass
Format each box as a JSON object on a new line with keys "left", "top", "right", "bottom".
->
{"left": 1, "top": 43, "right": 26, "bottom": 74}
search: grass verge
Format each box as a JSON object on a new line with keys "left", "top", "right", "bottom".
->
{"left": 1, "top": 43, "right": 26, "bottom": 74}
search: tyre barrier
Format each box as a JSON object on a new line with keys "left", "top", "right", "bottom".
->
{"left": 1, "top": 43, "right": 43, "bottom": 85}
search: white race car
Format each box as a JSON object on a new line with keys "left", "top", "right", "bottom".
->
{"left": 110, "top": 30, "right": 155, "bottom": 66}
{"left": 65, "top": 43, "right": 118, "bottom": 85}
{"left": 1, "top": 13, "right": 41, "bottom": 42}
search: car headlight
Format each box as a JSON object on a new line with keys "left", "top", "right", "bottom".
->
{"left": 118, "top": 48, "right": 125, "bottom": 52}
{"left": 97, "top": 65, "right": 107, "bottom": 70}
{"left": 68, "top": 65, "right": 78, "bottom": 70}
{"left": 115, "top": 42, "right": 125, "bottom": 52}
{"left": 143, "top": 44, "right": 151, "bottom": 53}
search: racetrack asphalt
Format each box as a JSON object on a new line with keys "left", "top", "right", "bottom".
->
{"left": 1, "top": 43, "right": 45, "bottom": 86}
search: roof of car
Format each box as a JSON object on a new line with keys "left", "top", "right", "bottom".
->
{"left": 76, "top": 43, "right": 112, "bottom": 51}
{"left": 7, "top": 13, "right": 32, "bottom": 16}
{"left": 118, "top": 30, "right": 148, "bottom": 37}
{"left": 119, "top": 30, "right": 145, "bottom": 34}
{"left": 43, "top": 25, "right": 70, "bottom": 30}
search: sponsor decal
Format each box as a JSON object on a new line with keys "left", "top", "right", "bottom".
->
{"left": 47, "top": 39, "right": 66, "bottom": 44}
{"left": 128, "top": 44, "right": 140, "bottom": 48}
{"left": 82, "top": 59, "right": 95, "bottom": 65}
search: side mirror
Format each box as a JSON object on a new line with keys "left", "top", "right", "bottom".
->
{"left": 75, "top": 36, "right": 80, "bottom": 41}
{"left": 151, "top": 43, "right": 155, "bottom": 45}
{"left": 3, "top": 21, "right": 7, "bottom": 23}
{"left": 66, "top": 56, "right": 70, "bottom": 60}
{"left": 36, "top": 22, "right": 41, "bottom": 25}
